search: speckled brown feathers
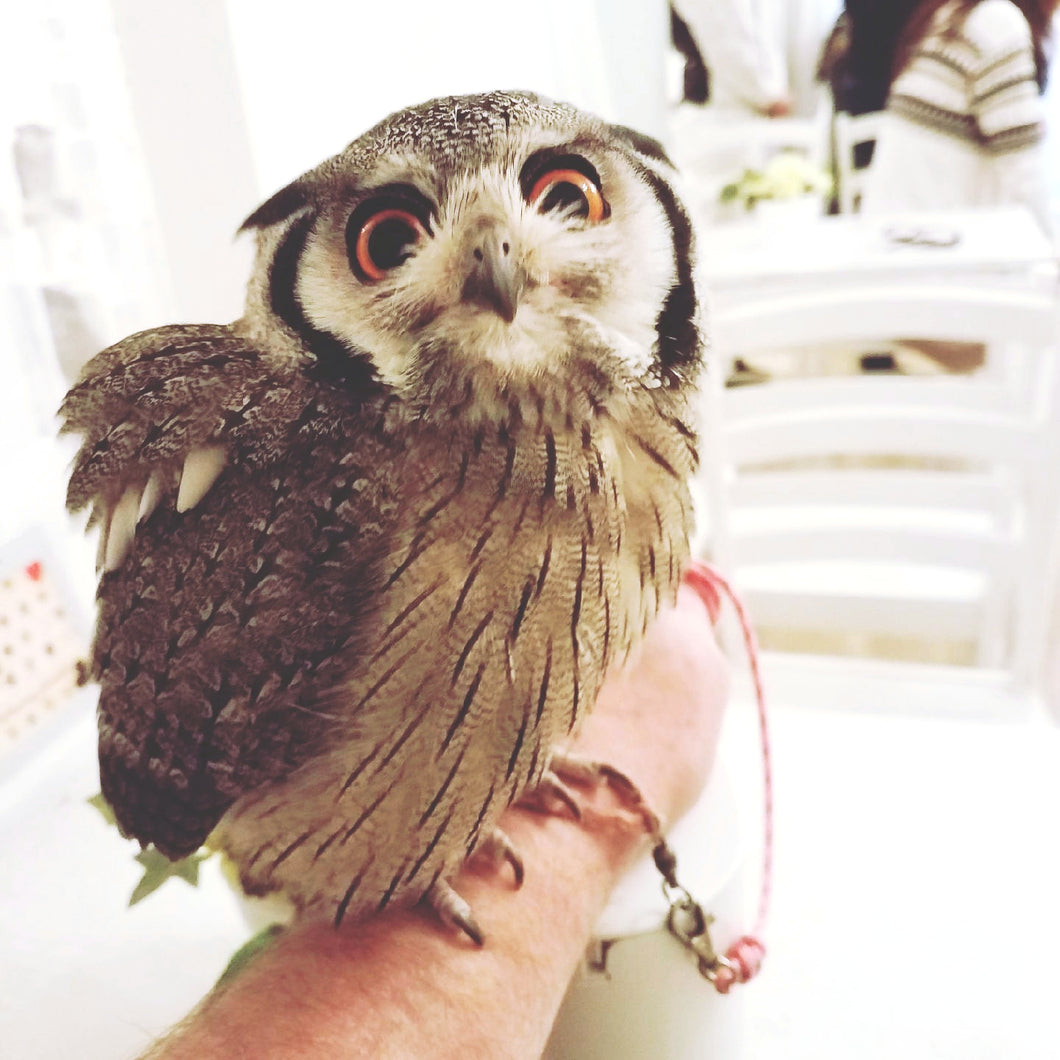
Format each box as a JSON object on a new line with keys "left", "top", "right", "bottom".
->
{"left": 62, "top": 328, "right": 399, "bottom": 856}
{"left": 62, "top": 91, "right": 703, "bottom": 932}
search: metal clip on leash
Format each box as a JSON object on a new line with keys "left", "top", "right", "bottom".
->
{"left": 655, "top": 838, "right": 737, "bottom": 985}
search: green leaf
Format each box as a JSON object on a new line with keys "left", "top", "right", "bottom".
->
{"left": 129, "top": 848, "right": 211, "bottom": 906}
{"left": 216, "top": 924, "right": 286, "bottom": 989}
{"left": 87, "top": 793, "right": 118, "bottom": 827}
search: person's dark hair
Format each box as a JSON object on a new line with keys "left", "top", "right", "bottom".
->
{"left": 825, "top": 0, "right": 923, "bottom": 114}
{"left": 892, "top": 0, "right": 1058, "bottom": 91}
{"left": 670, "top": 5, "right": 709, "bottom": 104}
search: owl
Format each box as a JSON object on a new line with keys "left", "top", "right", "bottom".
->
{"left": 61, "top": 91, "right": 702, "bottom": 941}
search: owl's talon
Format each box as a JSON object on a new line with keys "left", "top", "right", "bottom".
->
{"left": 549, "top": 751, "right": 663, "bottom": 837}
{"left": 519, "top": 770, "right": 583, "bottom": 821}
{"left": 425, "top": 877, "right": 484, "bottom": 946}
{"left": 471, "top": 827, "right": 524, "bottom": 888}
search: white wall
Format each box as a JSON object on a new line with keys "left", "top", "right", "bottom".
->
{"left": 110, "top": 0, "right": 669, "bottom": 323}
{"left": 1043, "top": 44, "right": 1060, "bottom": 235}
{"left": 223, "top": 0, "right": 668, "bottom": 192}
{"left": 109, "top": 0, "right": 259, "bottom": 325}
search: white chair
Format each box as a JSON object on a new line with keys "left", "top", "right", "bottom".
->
{"left": 832, "top": 110, "right": 882, "bottom": 213}
{"left": 700, "top": 283, "right": 1060, "bottom": 719}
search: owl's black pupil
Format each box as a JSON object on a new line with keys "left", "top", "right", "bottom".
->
{"left": 540, "top": 181, "right": 589, "bottom": 218}
{"left": 367, "top": 217, "right": 419, "bottom": 269}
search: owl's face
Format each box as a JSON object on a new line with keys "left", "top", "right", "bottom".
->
{"left": 241, "top": 92, "right": 696, "bottom": 408}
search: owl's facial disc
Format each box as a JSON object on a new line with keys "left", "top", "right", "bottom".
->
{"left": 291, "top": 139, "right": 675, "bottom": 393}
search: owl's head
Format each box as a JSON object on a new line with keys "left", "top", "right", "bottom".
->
{"left": 239, "top": 91, "right": 699, "bottom": 414}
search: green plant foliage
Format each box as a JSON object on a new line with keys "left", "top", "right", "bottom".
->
{"left": 129, "top": 847, "right": 212, "bottom": 907}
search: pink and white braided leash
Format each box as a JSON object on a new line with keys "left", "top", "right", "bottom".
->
{"left": 661, "top": 559, "right": 774, "bottom": 993}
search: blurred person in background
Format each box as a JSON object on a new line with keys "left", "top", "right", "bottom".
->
{"left": 671, "top": 5, "right": 710, "bottom": 104}
{"left": 673, "top": 0, "right": 836, "bottom": 118}
{"left": 860, "top": 0, "right": 1058, "bottom": 233}
{"left": 822, "top": 0, "right": 922, "bottom": 118}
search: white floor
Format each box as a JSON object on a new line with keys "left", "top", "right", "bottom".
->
{"left": 731, "top": 692, "right": 1060, "bottom": 1060}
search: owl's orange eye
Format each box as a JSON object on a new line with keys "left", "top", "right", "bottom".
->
{"left": 352, "top": 208, "right": 428, "bottom": 282}
{"left": 528, "top": 168, "right": 608, "bottom": 222}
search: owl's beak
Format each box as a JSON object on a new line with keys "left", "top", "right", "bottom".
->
{"left": 461, "top": 231, "right": 527, "bottom": 324}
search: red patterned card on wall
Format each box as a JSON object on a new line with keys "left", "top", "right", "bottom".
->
{"left": 0, "top": 532, "right": 89, "bottom": 763}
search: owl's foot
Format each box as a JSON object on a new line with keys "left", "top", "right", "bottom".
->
{"left": 517, "top": 770, "right": 583, "bottom": 821}
{"left": 470, "top": 827, "right": 524, "bottom": 888}
{"left": 424, "top": 877, "right": 484, "bottom": 947}
{"left": 547, "top": 751, "right": 663, "bottom": 838}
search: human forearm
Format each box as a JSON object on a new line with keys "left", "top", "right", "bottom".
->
{"left": 162, "top": 808, "right": 634, "bottom": 1058}
{"left": 145, "top": 585, "right": 728, "bottom": 1059}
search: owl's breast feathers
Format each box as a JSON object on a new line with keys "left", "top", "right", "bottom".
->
{"left": 215, "top": 377, "right": 700, "bottom": 919}
{"left": 62, "top": 323, "right": 399, "bottom": 857}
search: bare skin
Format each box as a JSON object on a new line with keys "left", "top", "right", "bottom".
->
{"left": 762, "top": 98, "right": 793, "bottom": 118}
{"left": 144, "top": 582, "right": 730, "bottom": 1059}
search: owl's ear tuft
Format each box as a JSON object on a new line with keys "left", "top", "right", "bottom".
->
{"left": 239, "top": 180, "right": 311, "bottom": 233}
{"left": 608, "top": 124, "right": 673, "bottom": 168}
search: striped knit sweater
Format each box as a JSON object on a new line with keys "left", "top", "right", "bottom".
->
{"left": 862, "top": 0, "right": 1051, "bottom": 234}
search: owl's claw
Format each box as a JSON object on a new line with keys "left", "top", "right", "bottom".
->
{"left": 425, "top": 877, "right": 484, "bottom": 946}
{"left": 518, "top": 770, "right": 583, "bottom": 821}
{"left": 548, "top": 751, "right": 663, "bottom": 837}
{"left": 470, "top": 827, "right": 524, "bottom": 888}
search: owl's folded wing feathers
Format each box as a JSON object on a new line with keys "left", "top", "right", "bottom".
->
{"left": 62, "top": 324, "right": 394, "bottom": 859}
{"left": 60, "top": 324, "right": 271, "bottom": 571}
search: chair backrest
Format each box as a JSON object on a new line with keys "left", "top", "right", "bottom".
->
{"left": 832, "top": 110, "right": 882, "bottom": 214}
{"left": 700, "top": 284, "right": 1060, "bottom": 713}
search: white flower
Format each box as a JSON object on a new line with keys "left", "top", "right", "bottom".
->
{"left": 719, "top": 151, "right": 833, "bottom": 208}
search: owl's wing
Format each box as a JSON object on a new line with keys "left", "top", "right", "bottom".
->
{"left": 62, "top": 325, "right": 394, "bottom": 859}
{"left": 61, "top": 324, "right": 274, "bottom": 570}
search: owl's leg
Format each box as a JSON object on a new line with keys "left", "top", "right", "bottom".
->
{"left": 546, "top": 751, "right": 663, "bottom": 837}
{"left": 424, "top": 877, "right": 485, "bottom": 947}
{"left": 469, "top": 827, "right": 524, "bottom": 887}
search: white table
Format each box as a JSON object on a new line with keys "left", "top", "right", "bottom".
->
{"left": 699, "top": 207, "right": 1058, "bottom": 306}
